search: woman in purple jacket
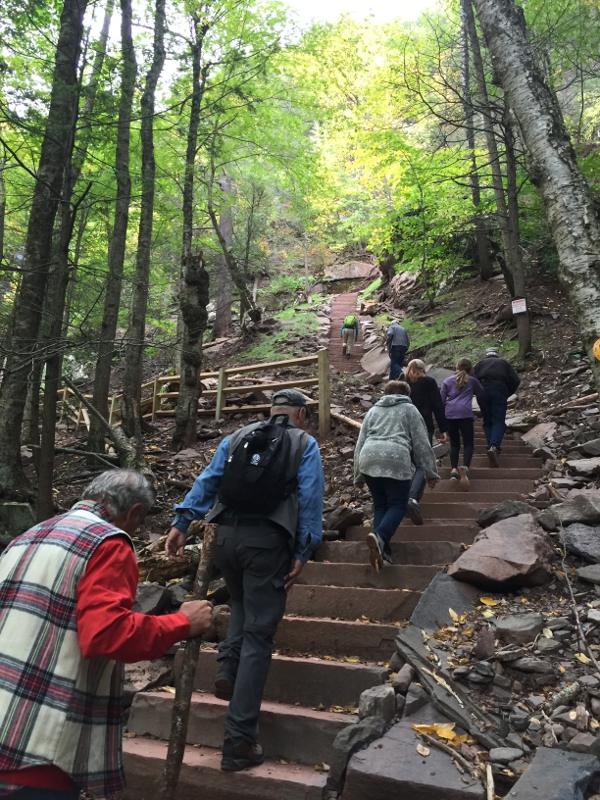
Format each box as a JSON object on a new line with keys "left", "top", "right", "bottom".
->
{"left": 440, "top": 358, "right": 483, "bottom": 491}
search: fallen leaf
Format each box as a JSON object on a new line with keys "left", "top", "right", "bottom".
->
{"left": 449, "top": 608, "right": 459, "bottom": 622}
{"left": 329, "top": 705, "right": 346, "bottom": 713}
{"left": 413, "top": 723, "right": 456, "bottom": 736}
{"left": 416, "top": 744, "right": 430, "bottom": 757}
{"left": 158, "top": 686, "right": 176, "bottom": 693}
{"left": 575, "top": 653, "right": 592, "bottom": 664}
{"left": 542, "top": 628, "right": 553, "bottom": 638}
{"left": 482, "top": 610, "right": 495, "bottom": 619}
{"left": 344, "top": 657, "right": 359, "bottom": 663}
{"left": 462, "top": 627, "right": 473, "bottom": 636}
{"left": 558, "top": 665, "right": 566, "bottom": 674}
{"left": 591, "top": 718, "right": 600, "bottom": 730}
{"left": 480, "top": 597, "right": 497, "bottom": 606}
{"left": 123, "top": 732, "right": 137, "bottom": 739}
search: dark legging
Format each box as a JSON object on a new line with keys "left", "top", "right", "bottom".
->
{"left": 447, "top": 418, "right": 474, "bottom": 468}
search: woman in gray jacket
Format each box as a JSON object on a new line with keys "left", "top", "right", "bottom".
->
{"left": 354, "top": 381, "right": 440, "bottom": 570}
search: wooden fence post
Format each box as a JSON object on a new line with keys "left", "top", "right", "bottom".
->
{"left": 215, "top": 367, "right": 227, "bottom": 421}
{"left": 108, "top": 395, "right": 116, "bottom": 426}
{"left": 152, "top": 376, "right": 160, "bottom": 422}
{"left": 318, "top": 349, "right": 330, "bottom": 439}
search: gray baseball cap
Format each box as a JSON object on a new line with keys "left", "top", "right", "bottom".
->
{"left": 271, "top": 389, "right": 308, "bottom": 408}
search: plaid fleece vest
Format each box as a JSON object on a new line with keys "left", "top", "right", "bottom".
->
{"left": 0, "top": 502, "right": 132, "bottom": 796}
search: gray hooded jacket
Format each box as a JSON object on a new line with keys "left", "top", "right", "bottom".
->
{"left": 354, "top": 394, "right": 440, "bottom": 484}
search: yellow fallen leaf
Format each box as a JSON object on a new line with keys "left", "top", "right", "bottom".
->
{"left": 462, "top": 627, "right": 473, "bottom": 636}
{"left": 591, "top": 718, "right": 600, "bottom": 730}
{"left": 413, "top": 723, "right": 456, "bottom": 736}
{"left": 329, "top": 706, "right": 346, "bottom": 713}
{"left": 344, "top": 657, "right": 359, "bottom": 663}
{"left": 521, "top": 598, "right": 529, "bottom": 603}
{"left": 558, "top": 665, "right": 566, "bottom": 674}
{"left": 158, "top": 686, "right": 176, "bottom": 693}
{"left": 569, "top": 711, "right": 577, "bottom": 720}
{"left": 123, "top": 732, "right": 137, "bottom": 738}
{"left": 575, "top": 653, "right": 591, "bottom": 664}
{"left": 480, "top": 597, "right": 497, "bottom": 606}
{"left": 449, "top": 608, "right": 459, "bottom": 622}
{"left": 416, "top": 744, "right": 430, "bottom": 757}
{"left": 542, "top": 628, "right": 553, "bottom": 638}
{"left": 482, "top": 610, "right": 495, "bottom": 619}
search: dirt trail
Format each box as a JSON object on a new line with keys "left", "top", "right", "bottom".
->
{"left": 329, "top": 291, "right": 364, "bottom": 372}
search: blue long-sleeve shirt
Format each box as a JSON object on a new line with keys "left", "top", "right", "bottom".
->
{"left": 171, "top": 435, "right": 324, "bottom": 562}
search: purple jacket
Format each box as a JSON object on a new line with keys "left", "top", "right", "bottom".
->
{"left": 440, "top": 375, "right": 484, "bottom": 419}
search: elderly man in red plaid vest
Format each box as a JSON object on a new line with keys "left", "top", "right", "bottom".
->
{"left": 0, "top": 469, "right": 213, "bottom": 800}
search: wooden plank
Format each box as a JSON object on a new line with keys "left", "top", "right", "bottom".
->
{"left": 222, "top": 378, "right": 318, "bottom": 394}
{"left": 318, "top": 349, "right": 331, "bottom": 439}
{"left": 151, "top": 376, "right": 160, "bottom": 422}
{"left": 203, "top": 400, "right": 319, "bottom": 416}
{"left": 223, "top": 355, "right": 318, "bottom": 375}
{"left": 215, "top": 367, "right": 227, "bottom": 421}
{"left": 108, "top": 395, "right": 117, "bottom": 426}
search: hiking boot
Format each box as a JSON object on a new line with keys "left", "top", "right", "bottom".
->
{"left": 366, "top": 532, "right": 384, "bottom": 571}
{"left": 221, "top": 737, "right": 265, "bottom": 772}
{"left": 406, "top": 498, "right": 423, "bottom": 526}
{"left": 214, "top": 658, "right": 239, "bottom": 701}
{"left": 342, "top": 344, "right": 347, "bottom": 356}
{"left": 450, "top": 468, "right": 460, "bottom": 481}
{"left": 346, "top": 351, "right": 351, "bottom": 358}
{"left": 487, "top": 446, "right": 500, "bottom": 468}
{"left": 458, "top": 466, "right": 470, "bottom": 492}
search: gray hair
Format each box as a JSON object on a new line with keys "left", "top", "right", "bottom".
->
{"left": 81, "top": 469, "right": 156, "bottom": 517}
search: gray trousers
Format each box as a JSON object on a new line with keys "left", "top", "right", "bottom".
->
{"left": 215, "top": 520, "right": 292, "bottom": 742}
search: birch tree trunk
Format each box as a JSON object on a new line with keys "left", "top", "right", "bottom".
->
{"left": 122, "top": 0, "right": 166, "bottom": 440}
{"left": 472, "top": 0, "right": 600, "bottom": 382}
{"left": 88, "top": 0, "right": 137, "bottom": 454}
{"left": 213, "top": 171, "right": 235, "bottom": 339}
{"left": 0, "top": 0, "right": 89, "bottom": 498}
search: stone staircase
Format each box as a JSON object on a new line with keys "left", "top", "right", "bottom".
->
{"left": 122, "top": 430, "right": 542, "bottom": 799}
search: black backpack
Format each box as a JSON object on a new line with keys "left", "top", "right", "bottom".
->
{"left": 217, "top": 415, "right": 297, "bottom": 514}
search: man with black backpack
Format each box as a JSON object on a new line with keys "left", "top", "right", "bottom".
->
{"left": 165, "top": 389, "right": 324, "bottom": 773}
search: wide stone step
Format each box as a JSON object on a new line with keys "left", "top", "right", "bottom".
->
{"left": 439, "top": 467, "right": 540, "bottom": 480}
{"left": 123, "top": 737, "right": 326, "bottom": 800}
{"left": 346, "top": 523, "right": 478, "bottom": 543}
{"left": 275, "top": 615, "right": 399, "bottom": 660}
{"left": 315, "top": 539, "right": 461, "bottom": 566}
{"left": 286, "top": 584, "right": 420, "bottom": 622}
{"left": 447, "top": 454, "right": 539, "bottom": 467}
{"left": 435, "top": 478, "right": 533, "bottom": 492}
{"left": 128, "top": 692, "right": 354, "bottom": 765}
{"left": 176, "top": 648, "right": 389, "bottom": 707}
{"left": 420, "top": 491, "right": 523, "bottom": 504}
{"left": 298, "top": 562, "right": 439, "bottom": 590}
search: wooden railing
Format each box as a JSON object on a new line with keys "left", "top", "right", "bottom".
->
{"left": 55, "top": 350, "right": 331, "bottom": 438}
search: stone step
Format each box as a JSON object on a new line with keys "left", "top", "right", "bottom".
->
{"left": 439, "top": 467, "right": 540, "bottom": 480}
{"left": 122, "top": 737, "right": 326, "bottom": 800}
{"left": 346, "top": 523, "right": 478, "bottom": 543}
{"left": 315, "top": 539, "right": 461, "bottom": 566}
{"left": 443, "top": 454, "right": 539, "bottom": 467}
{"left": 176, "top": 648, "right": 389, "bottom": 707}
{"left": 128, "top": 692, "right": 354, "bottom": 765}
{"left": 435, "top": 478, "right": 533, "bottom": 492}
{"left": 298, "top": 562, "right": 440, "bottom": 590}
{"left": 275, "top": 615, "right": 399, "bottom": 660}
{"left": 286, "top": 584, "right": 420, "bottom": 622}
{"left": 420, "top": 491, "right": 523, "bottom": 504}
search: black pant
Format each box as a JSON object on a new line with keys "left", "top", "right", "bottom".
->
{"left": 447, "top": 418, "right": 474, "bottom": 468}
{"left": 215, "top": 520, "right": 292, "bottom": 742}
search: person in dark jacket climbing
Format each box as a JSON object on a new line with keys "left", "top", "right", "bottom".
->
{"left": 404, "top": 359, "right": 448, "bottom": 525}
{"left": 474, "top": 347, "right": 521, "bottom": 467}
{"left": 386, "top": 320, "right": 410, "bottom": 380}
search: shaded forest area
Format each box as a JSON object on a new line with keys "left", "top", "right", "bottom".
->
{"left": 1, "top": 0, "right": 600, "bottom": 515}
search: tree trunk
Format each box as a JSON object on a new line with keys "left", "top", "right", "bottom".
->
{"left": 0, "top": 0, "right": 89, "bottom": 499}
{"left": 122, "top": 0, "right": 166, "bottom": 439}
{"left": 173, "top": 252, "right": 209, "bottom": 450}
{"left": 466, "top": 0, "right": 529, "bottom": 354}
{"left": 0, "top": 152, "right": 6, "bottom": 263}
{"left": 88, "top": 0, "right": 137, "bottom": 454}
{"left": 213, "top": 171, "right": 235, "bottom": 339}
{"left": 172, "top": 15, "right": 210, "bottom": 450}
{"left": 472, "top": 0, "right": 600, "bottom": 384}
{"left": 460, "top": 0, "right": 493, "bottom": 281}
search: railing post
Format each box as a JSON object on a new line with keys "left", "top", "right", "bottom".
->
{"left": 152, "top": 376, "right": 160, "bottom": 422}
{"left": 318, "top": 349, "right": 330, "bottom": 440}
{"left": 215, "top": 367, "right": 228, "bottom": 421}
{"left": 108, "top": 395, "right": 116, "bottom": 426}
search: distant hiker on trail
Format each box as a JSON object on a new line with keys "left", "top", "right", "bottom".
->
{"left": 340, "top": 314, "right": 359, "bottom": 358}
{"left": 404, "top": 359, "right": 448, "bottom": 525}
{"left": 440, "top": 358, "right": 484, "bottom": 492}
{"left": 0, "top": 470, "right": 214, "bottom": 800}
{"left": 354, "top": 381, "right": 439, "bottom": 570}
{"left": 474, "top": 347, "right": 521, "bottom": 467}
{"left": 166, "top": 389, "right": 324, "bottom": 773}
{"left": 386, "top": 320, "right": 410, "bottom": 380}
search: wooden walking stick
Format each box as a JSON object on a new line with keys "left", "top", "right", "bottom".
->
{"left": 157, "top": 523, "right": 219, "bottom": 800}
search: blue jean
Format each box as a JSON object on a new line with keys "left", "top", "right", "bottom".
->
{"left": 479, "top": 388, "right": 508, "bottom": 450}
{"left": 389, "top": 345, "right": 408, "bottom": 380}
{"left": 364, "top": 476, "right": 411, "bottom": 555}
{"left": 6, "top": 790, "right": 79, "bottom": 799}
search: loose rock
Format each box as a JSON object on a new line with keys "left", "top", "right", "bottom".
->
{"left": 392, "top": 664, "right": 415, "bottom": 695}
{"left": 489, "top": 746, "right": 524, "bottom": 763}
{"left": 506, "top": 747, "right": 600, "bottom": 800}
{"left": 358, "top": 684, "right": 396, "bottom": 723}
{"left": 477, "top": 500, "right": 534, "bottom": 529}
{"left": 496, "top": 613, "right": 544, "bottom": 645}
{"left": 563, "top": 523, "right": 600, "bottom": 563}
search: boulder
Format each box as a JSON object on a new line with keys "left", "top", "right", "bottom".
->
{"left": 327, "top": 716, "right": 386, "bottom": 792}
{"left": 563, "top": 523, "right": 600, "bottom": 563}
{"left": 577, "top": 438, "right": 600, "bottom": 457}
{"left": 324, "top": 506, "right": 365, "bottom": 532}
{"left": 472, "top": 629, "right": 496, "bottom": 660}
{"left": 510, "top": 658, "right": 555, "bottom": 678}
{"left": 358, "top": 684, "right": 396, "bottom": 723}
{"left": 448, "top": 515, "right": 554, "bottom": 590}
{"left": 477, "top": 500, "right": 534, "bottom": 529}
{"left": 505, "top": 747, "right": 600, "bottom": 800}
{"left": 409, "top": 573, "right": 481, "bottom": 632}
{"left": 360, "top": 346, "right": 390, "bottom": 382}
{"left": 0, "top": 502, "right": 35, "bottom": 536}
{"left": 123, "top": 659, "right": 174, "bottom": 707}
{"left": 536, "top": 509, "right": 559, "bottom": 532}
{"left": 567, "top": 733, "right": 599, "bottom": 754}
{"left": 496, "top": 614, "right": 544, "bottom": 645}
{"left": 522, "top": 423, "right": 557, "bottom": 449}
{"left": 489, "top": 747, "right": 524, "bottom": 764}
{"left": 132, "top": 583, "right": 171, "bottom": 615}
{"left": 555, "top": 490, "right": 600, "bottom": 526}
{"left": 576, "top": 564, "right": 600, "bottom": 584}
{"left": 566, "top": 458, "right": 600, "bottom": 477}
{"left": 404, "top": 684, "right": 429, "bottom": 716}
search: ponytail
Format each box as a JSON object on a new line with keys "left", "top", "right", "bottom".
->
{"left": 455, "top": 357, "right": 473, "bottom": 390}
